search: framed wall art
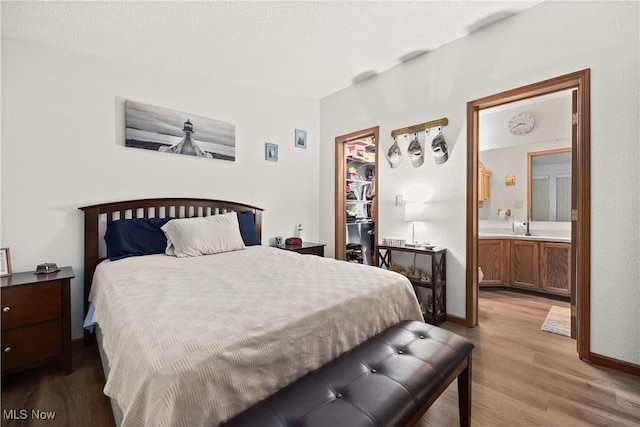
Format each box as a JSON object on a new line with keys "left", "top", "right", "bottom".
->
{"left": 125, "top": 100, "right": 236, "bottom": 161}
{"left": 0, "top": 247, "right": 12, "bottom": 277}
{"left": 265, "top": 143, "right": 278, "bottom": 161}
{"left": 295, "top": 128, "right": 307, "bottom": 149}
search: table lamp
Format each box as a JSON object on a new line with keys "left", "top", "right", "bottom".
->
{"left": 403, "top": 202, "right": 429, "bottom": 246}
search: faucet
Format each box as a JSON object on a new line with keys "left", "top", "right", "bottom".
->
{"left": 525, "top": 217, "right": 531, "bottom": 236}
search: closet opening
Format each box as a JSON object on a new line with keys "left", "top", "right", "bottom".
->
{"left": 334, "top": 126, "right": 379, "bottom": 264}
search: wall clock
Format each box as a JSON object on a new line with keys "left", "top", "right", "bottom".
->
{"left": 508, "top": 112, "right": 535, "bottom": 135}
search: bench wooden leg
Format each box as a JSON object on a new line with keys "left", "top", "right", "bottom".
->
{"left": 457, "top": 355, "right": 472, "bottom": 427}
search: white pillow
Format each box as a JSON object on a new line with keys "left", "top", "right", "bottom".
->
{"left": 161, "top": 212, "right": 245, "bottom": 257}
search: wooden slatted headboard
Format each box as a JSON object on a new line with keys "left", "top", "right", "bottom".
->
{"left": 79, "top": 198, "right": 263, "bottom": 340}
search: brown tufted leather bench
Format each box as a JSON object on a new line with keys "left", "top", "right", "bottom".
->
{"left": 223, "top": 320, "right": 474, "bottom": 427}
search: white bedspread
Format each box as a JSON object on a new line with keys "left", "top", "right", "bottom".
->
{"left": 90, "top": 246, "right": 423, "bottom": 427}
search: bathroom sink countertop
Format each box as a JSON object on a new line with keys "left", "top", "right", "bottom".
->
{"left": 479, "top": 231, "right": 570, "bottom": 243}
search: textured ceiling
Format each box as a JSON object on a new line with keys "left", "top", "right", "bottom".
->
{"left": 1, "top": 1, "right": 541, "bottom": 99}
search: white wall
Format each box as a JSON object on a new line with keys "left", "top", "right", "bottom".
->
{"left": 320, "top": 2, "right": 639, "bottom": 364}
{"left": 479, "top": 92, "right": 572, "bottom": 151}
{"left": 1, "top": 38, "right": 320, "bottom": 339}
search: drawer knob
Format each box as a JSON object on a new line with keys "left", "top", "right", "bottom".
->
{"left": 3, "top": 347, "right": 10, "bottom": 353}
{"left": 2, "top": 306, "right": 9, "bottom": 313}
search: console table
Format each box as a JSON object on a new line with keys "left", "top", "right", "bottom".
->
{"left": 376, "top": 245, "right": 446, "bottom": 325}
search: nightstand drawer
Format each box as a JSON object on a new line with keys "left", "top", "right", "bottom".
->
{"left": 1, "top": 281, "right": 62, "bottom": 329}
{"left": 278, "top": 242, "right": 325, "bottom": 257}
{"left": 1, "top": 320, "right": 62, "bottom": 371}
{"left": 295, "top": 246, "right": 325, "bottom": 256}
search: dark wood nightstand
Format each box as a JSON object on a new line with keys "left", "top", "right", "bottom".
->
{"left": 1, "top": 267, "right": 74, "bottom": 375}
{"left": 278, "top": 242, "right": 325, "bottom": 257}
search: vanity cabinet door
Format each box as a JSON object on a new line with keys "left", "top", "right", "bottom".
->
{"left": 540, "top": 242, "right": 571, "bottom": 296}
{"left": 511, "top": 240, "right": 539, "bottom": 290}
{"left": 478, "top": 239, "right": 509, "bottom": 287}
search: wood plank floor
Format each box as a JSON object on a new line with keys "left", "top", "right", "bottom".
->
{"left": 1, "top": 341, "right": 114, "bottom": 427}
{"left": 418, "top": 290, "right": 640, "bottom": 427}
{"left": 1, "top": 290, "right": 638, "bottom": 426}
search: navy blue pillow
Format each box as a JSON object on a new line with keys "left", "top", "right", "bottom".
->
{"left": 237, "top": 211, "right": 261, "bottom": 246}
{"left": 105, "top": 217, "right": 173, "bottom": 261}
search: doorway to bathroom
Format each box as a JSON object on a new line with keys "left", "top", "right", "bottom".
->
{"left": 478, "top": 90, "right": 574, "bottom": 340}
{"left": 466, "top": 70, "right": 591, "bottom": 360}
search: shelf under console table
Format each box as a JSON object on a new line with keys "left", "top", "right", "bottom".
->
{"left": 375, "top": 245, "right": 447, "bottom": 325}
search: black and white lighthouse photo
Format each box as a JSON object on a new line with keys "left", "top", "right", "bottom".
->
{"left": 125, "top": 100, "right": 236, "bottom": 161}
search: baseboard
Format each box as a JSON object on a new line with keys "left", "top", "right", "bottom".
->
{"left": 590, "top": 352, "right": 640, "bottom": 377}
{"left": 445, "top": 314, "right": 466, "bottom": 326}
{"left": 72, "top": 337, "right": 84, "bottom": 349}
{"left": 480, "top": 286, "right": 570, "bottom": 303}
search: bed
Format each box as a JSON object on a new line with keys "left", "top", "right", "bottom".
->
{"left": 80, "top": 198, "right": 423, "bottom": 427}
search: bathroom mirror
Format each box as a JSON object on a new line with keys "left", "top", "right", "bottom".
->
{"left": 527, "top": 148, "right": 572, "bottom": 222}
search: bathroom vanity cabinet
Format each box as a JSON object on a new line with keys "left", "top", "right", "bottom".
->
{"left": 478, "top": 237, "right": 570, "bottom": 297}
{"left": 511, "top": 240, "right": 540, "bottom": 290}
{"left": 478, "top": 239, "right": 509, "bottom": 287}
{"left": 539, "top": 242, "right": 571, "bottom": 296}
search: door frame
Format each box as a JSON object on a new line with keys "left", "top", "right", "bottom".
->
{"left": 335, "top": 126, "right": 379, "bottom": 261}
{"left": 465, "top": 69, "right": 591, "bottom": 360}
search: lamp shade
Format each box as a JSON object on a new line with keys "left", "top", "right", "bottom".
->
{"left": 403, "top": 202, "right": 429, "bottom": 222}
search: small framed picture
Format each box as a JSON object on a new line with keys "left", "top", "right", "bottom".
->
{"left": 0, "top": 248, "right": 12, "bottom": 277}
{"left": 295, "top": 128, "right": 307, "bottom": 149}
{"left": 265, "top": 143, "right": 278, "bottom": 161}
